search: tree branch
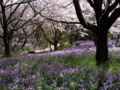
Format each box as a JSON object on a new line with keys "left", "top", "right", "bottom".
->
{"left": 87, "top": 0, "right": 95, "bottom": 9}
{"left": 106, "top": 7, "right": 120, "bottom": 30}
{"left": 7, "top": 4, "right": 29, "bottom": 26}
{"left": 57, "top": 32, "right": 63, "bottom": 40}
{"left": 7, "top": 3, "right": 21, "bottom": 23}
{"left": 106, "top": 0, "right": 119, "bottom": 15}
{"left": 25, "top": 24, "right": 42, "bottom": 38}
{"left": 6, "top": 0, "right": 36, "bottom": 7}
{"left": 40, "top": 26, "right": 54, "bottom": 44}
{"left": 12, "top": 19, "right": 32, "bottom": 31}
{"left": 5, "top": 0, "right": 10, "bottom": 6}
{"left": 21, "top": 27, "right": 28, "bottom": 47}
{"left": 43, "top": 16, "right": 80, "bottom": 24}
{"left": 59, "top": 34, "right": 69, "bottom": 40}
{"left": 62, "top": 2, "right": 73, "bottom": 8}
{"left": 29, "top": 1, "right": 80, "bottom": 25}
{"left": 73, "top": 0, "right": 97, "bottom": 33}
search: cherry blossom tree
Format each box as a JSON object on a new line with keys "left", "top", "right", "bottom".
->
{"left": 28, "top": 0, "right": 120, "bottom": 66}
{"left": 39, "top": 20, "right": 69, "bottom": 51}
{"left": 0, "top": 0, "right": 37, "bottom": 57}
{"left": 73, "top": 0, "right": 120, "bottom": 66}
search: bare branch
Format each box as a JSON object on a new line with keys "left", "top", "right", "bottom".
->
{"left": 12, "top": 11, "right": 39, "bottom": 32}
{"left": 73, "top": 0, "right": 97, "bottom": 33}
{"left": 73, "top": 0, "right": 89, "bottom": 26}
{"left": 7, "top": 3, "right": 21, "bottom": 23}
{"left": 106, "top": 7, "right": 120, "bottom": 30}
{"left": 59, "top": 34, "right": 69, "bottom": 40}
{"left": 20, "top": 26, "right": 28, "bottom": 47}
{"left": 57, "top": 32, "right": 63, "bottom": 40}
{"left": 7, "top": 4, "right": 29, "bottom": 26}
{"left": 12, "top": 19, "right": 32, "bottom": 31}
{"left": 62, "top": 2, "right": 73, "bottom": 8}
{"left": 5, "top": 0, "right": 10, "bottom": 6}
{"left": 43, "top": 16, "right": 80, "bottom": 24}
{"left": 87, "top": 0, "right": 95, "bottom": 9}
{"left": 40, "top": 25, "right": 54, "bottom": 44}
{"left": 28, "top": 1, "right": 80, "bottom": 25}
{"left": 106, "top": 0, "right": 119, "bottom": 15}
{"left": 28, "top": 1, "right": 46, "bottom": 17}
{"left": 25, "top": 25, "right": 42, "bottom": 38}
{"left": 6, "top": 0, "right": 36, "bottom": 7}
{"left": 10, "top": 4, "right": 29, "bottom": 23}
{"left": 40, "top": 13, "right": 80, "bottom": 24}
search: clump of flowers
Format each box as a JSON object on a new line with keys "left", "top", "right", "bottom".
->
{"left": 0, "top": 40, "right": 120, "bottom": 89}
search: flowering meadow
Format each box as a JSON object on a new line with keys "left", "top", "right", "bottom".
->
{"left": 0, "top": 40, "right": 120, "bottom": 90}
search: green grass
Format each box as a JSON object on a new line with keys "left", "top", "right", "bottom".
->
{"left": 54, "top": 55, "right": 96, "bottom": 68}
{"left": 108, "top": 56, "right": 120, "bottom": 72}
{"left": 34, "top": 53, "right": 120, "bottom": 73}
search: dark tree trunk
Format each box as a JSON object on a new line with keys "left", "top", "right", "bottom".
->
{"left": 54, "top": 42, "right": 58, "bottom": 51}
{"left": 69, "top": 36, "right": 73, "bottom": 45}
{"left": 93, "top": 34, "right": 97, "bottom": 46}
{"left": 4, "top": 39, "right": 11, "bottom": 57}
{"left": 96, "top": 32, "right": 108, "bottom": 66}
{"left": 76, "top": 29, "right": 79, "bottom": 41}
{"left": 1, "top": 0, "right": 11, "bottom": 57}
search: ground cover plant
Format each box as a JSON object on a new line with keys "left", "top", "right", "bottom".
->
{"left": 0, "top": 40, "right": 120, "bottom": 90}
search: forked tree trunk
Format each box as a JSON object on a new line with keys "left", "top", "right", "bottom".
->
{"left": 96, "top": 32, "right": 108, "bottom": 66}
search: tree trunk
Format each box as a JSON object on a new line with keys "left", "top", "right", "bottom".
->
{"left": 69, "top": 36, "right": 73, "bottom": 45}
{"left": 76, "top": 29, "right": 79, "bottom": 41}
{"left": 1, "top": 0, "right": 11, "bottom": 57}
{"left": 93, "top": 34, "right": 97, "bottom": 46}
{"left": 96, "top": 32, "right": 108, "bottom": 66}
{"left": 54, "top": 42, "right": 58, "bottom": 51}
{"left": 4, "top": 39, "right": 11, "bottom": 57}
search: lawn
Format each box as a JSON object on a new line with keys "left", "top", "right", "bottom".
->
{"left": 0, "top": 40, "right": 120, "bottom": 90}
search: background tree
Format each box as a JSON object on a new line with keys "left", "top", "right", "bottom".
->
{"left": 11, "top": 20, "right": 42, "bottom": 50}
{"left": 73, "top": 0, "right": 120, "bottom": 66}
{"left": 38, "top": 20, "right": 69, "bottom": 51}
{"left": 0, "top": 0, "right": 37, "bottom": 57}
{"left": 65, "top": 24, "right": 78, "bottom": 45}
